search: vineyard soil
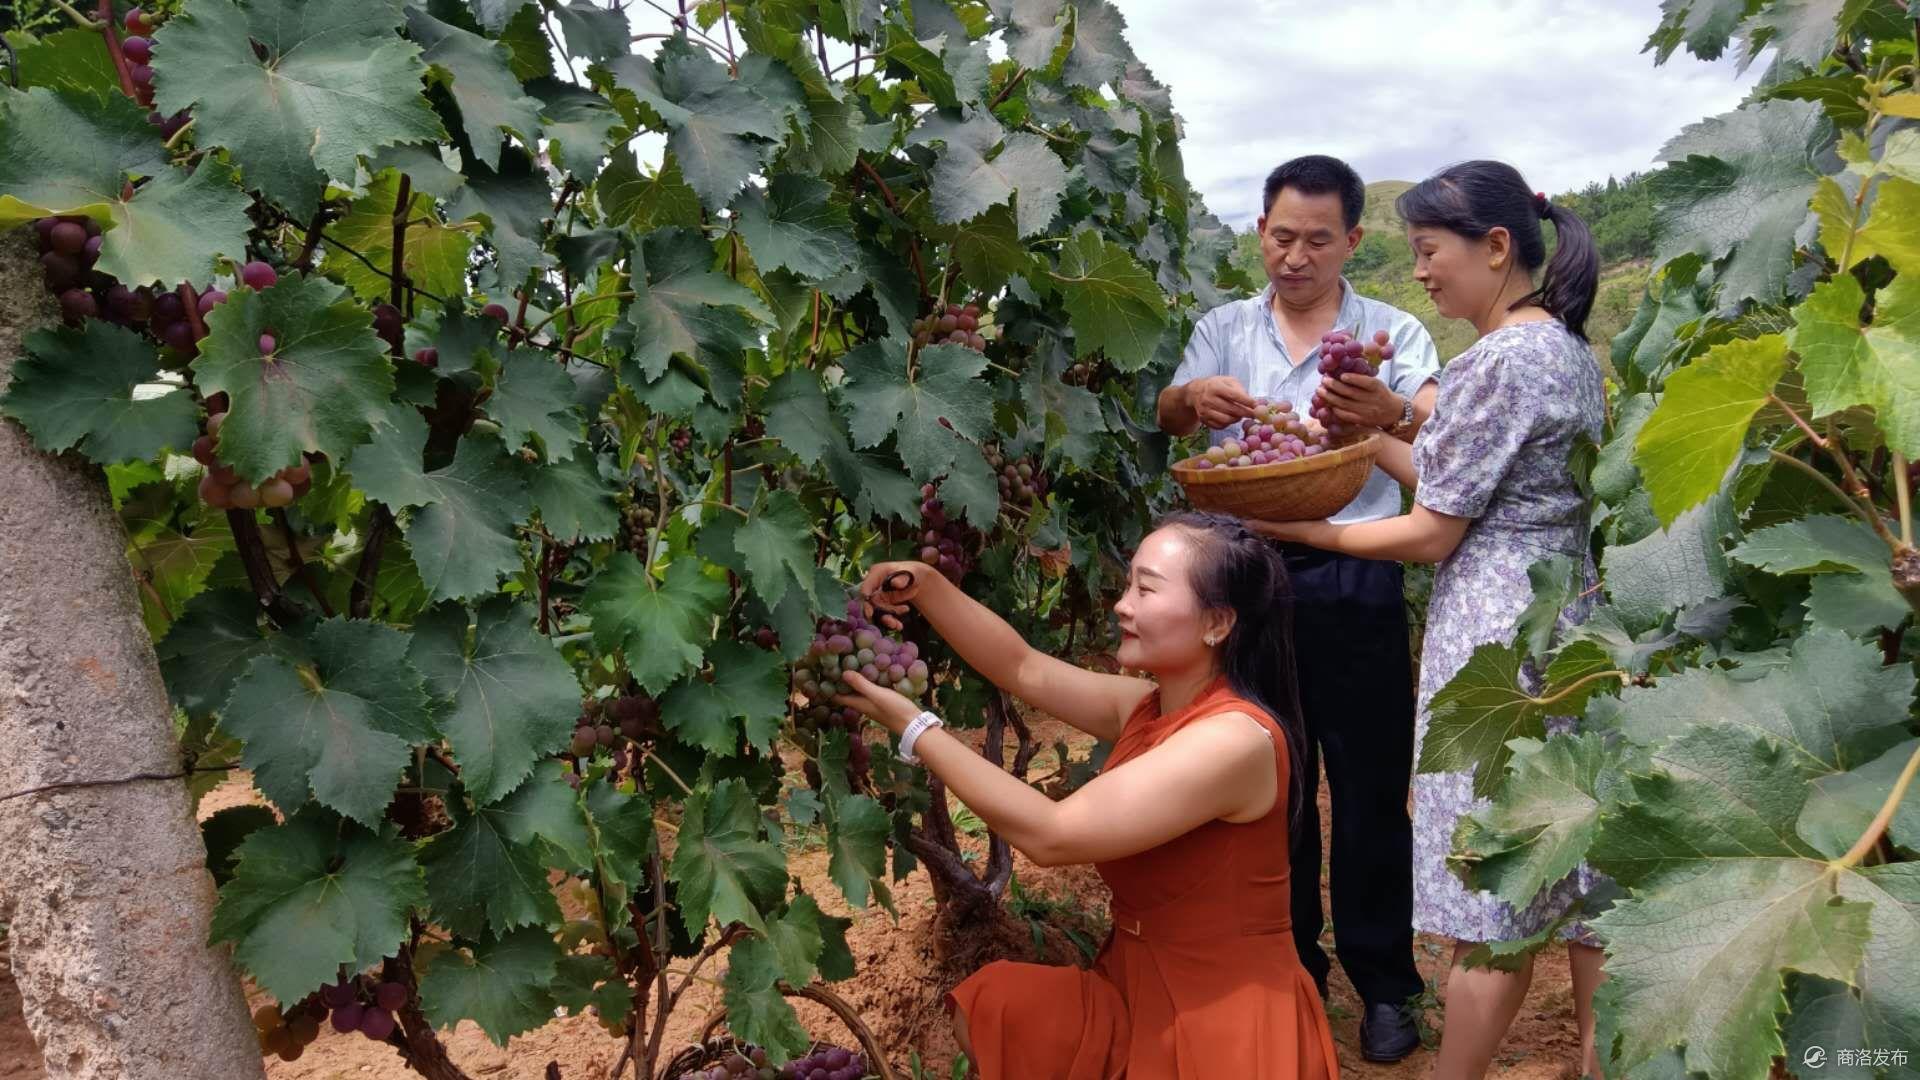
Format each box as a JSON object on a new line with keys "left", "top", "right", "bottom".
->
{"left": 1, "top": 717, "right": 1585, "bottom": 1079}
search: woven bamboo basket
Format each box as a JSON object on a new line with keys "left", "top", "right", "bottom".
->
{"left": 1171, "top": 433, "right": 1383, "bottom": 521}
{"left": 659, "top": 982, "right": 897, "bottom": 1080}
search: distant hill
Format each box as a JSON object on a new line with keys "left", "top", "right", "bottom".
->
{"left": 1228, "top": 179, "right": 1654, "bottom": 363}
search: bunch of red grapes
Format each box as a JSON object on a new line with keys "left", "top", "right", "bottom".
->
{"left": 910, "top": 300, "right": 986, "bottom": 352}
{"left": 1192, "top": 398, "right": 1329, "bottom": 470}
{"left": 776, "top": 1045, "right": 870, "bottom": 1080}
{"left": 120, "top": 8, "right": 189, "bottom": 136}
{"left": 916, "top": 482, "right": 975, "bottom": 584}
{"left": 193, "top": 409, "right": 314, "bottom": 509}
{"left": 1309, "top": 329, "right": 1393, "bottom": 442}
{"left": 985, "top": 446, "right": 1047, "bottom": 507}
{"left": 570, "top": 693, "right": 663, "bottom": 773}
{"left": 254, "top": 976, "right": 409, "bottom": 1060}
{"left": 30, "top": 216, "right": 107, "bottom": 324}
{"left": 792, "top": 600, "right": 929, "bottom": 727}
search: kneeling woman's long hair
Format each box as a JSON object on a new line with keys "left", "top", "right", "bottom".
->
{"left": 1157, "top": 511, "right": 1310, "bottom": 844}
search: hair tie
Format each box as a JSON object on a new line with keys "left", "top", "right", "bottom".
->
{"left": 1533, "top": 191, "right": 1551, "bottom": 220}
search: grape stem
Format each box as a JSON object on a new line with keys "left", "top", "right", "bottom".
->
{"left": 350, "top": 505, "right": 394, "bottom": 618}
{"left": 0, "top": 763, "right": 238, "bottom": 805}
{"left": 1835, "top": 740, "right": 1920, "bottom": 869}
{"left": 162, "top": 117, "right": 196, "bottom": 150}
{"left": 50, "top": 0, "right": 102, "bottom": 31}
{"left": 855, "top": 158, "right": 930, "bottom": 301}
{"left": 1894, "top": 452, "right": 1913, "bottom": 548}
{"left": 1767, "top": 449, "right": 1887, "bottom": 535}
{"left": 388, "top": 172, "right": 413, "bottom": 320}
{"left": 272, "top": 508, "right": 335, "bottom": 617}
{"left": 989, "top": 67, "right": 1028, "bottom": 109}
{"left": 92, "top": 0, "right": 138, "bottom": 100}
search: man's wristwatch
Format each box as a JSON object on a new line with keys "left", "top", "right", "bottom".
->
{"left": 1388, "top": 395, "right": 1415, "bottom": 436}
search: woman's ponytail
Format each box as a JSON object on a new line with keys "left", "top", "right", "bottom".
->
{"left": 1533, "top": 202, "right": 1600, "bottom": 340}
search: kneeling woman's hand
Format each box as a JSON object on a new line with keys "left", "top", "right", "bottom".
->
{"left": 833, "top": 669, "right": 920, "bottom": 737}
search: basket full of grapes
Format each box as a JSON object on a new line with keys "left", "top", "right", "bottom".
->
{"left": 1170, "top": 330, "right": 1387, "bottom": 521}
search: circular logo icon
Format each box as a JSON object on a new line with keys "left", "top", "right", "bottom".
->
{"left": 1803, "top": 1046, "right": 1828, "bottom": 1070}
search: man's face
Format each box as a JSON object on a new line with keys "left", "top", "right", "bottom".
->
{"left": 1258, "top": 188, "right": 1360, "bottom": 304}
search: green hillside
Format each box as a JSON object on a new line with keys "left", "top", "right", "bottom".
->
{"left": 1230, "top": 178, "right": 1653, "bottom": 365}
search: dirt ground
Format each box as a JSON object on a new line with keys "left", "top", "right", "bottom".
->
{"left": 0, "top": 719, "right": 1586, "bottom": 1080}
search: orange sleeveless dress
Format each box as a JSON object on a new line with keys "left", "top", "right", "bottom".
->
{"left": 946, "top": 680, "right": 1339, "bottom": 1080}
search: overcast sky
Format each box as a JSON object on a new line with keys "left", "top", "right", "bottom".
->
{"left": 1115, "top": 0, "right": 1765, "bottom": 227}
{"left": 618, "top": 1, "right": 1765, "bottom": 229}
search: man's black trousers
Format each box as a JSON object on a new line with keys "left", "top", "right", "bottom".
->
{"left": 1281, "top": 546, "right": 1425, "bottom": 1008}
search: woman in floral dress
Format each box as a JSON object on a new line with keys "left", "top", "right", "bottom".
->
{"left": 1253, "top": 160, "right": 1608, "bottom": 1080}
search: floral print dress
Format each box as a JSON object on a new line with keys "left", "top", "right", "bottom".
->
{"left": 1407, "top": 320, "right": 1607, "bottom": 944}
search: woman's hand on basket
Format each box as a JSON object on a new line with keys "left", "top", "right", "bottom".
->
{"left": 834, "top": 670, "right": 921, "bottom": 736}
{"left": 1314, "top": 373, "right": 1403, "bottom": 429}
{"left": 856, "top": 560, "right": 931, "bottom": 629}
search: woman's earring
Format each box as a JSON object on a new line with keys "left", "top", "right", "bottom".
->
{"left": 1203, "top": 634, "right": 1219, "bottom": 647}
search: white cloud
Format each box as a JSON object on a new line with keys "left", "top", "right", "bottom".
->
{"left": 1114, "top": 0, "right": 1765, "bottom": 226}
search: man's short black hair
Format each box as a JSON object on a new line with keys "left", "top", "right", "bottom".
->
{"left": 1262, "top": 155, "right": 1365, "bottom": 230}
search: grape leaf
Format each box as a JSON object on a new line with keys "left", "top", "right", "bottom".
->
{"left": 838, "top": 341, "right": 994, "bottom": 482}
{"left": 1059, "top": 0, "right": 1136, "bottom": 91}
{"left": 1729, "top": 514, "right": 1907, "bottom": 636}
{"left": 551, "top": 0, "right": 630, "bottom": 63}
{"left": 930, "top": 119, "right": 1068, "bottom": 239}
{"left": 1649, "top": 99, "right": 1828, "bottom": 309}
{"left": 528, "top": 451, "right": 619, "bottom": 542}
{"left": 486, "top": 349, "right": 586, "bottom": 461}
{"left": 9, "top": 27, "right": 119, "bottom": 101}
{"left": 660, "top": 642, "right": 789, "bottom": 756}
{"left": 0, "top": 88, "right": 251, "bottom": 287}
{"left": 209, "top": 808, "right": 425, "bottom": 1004}
{"left": 406, "top": 7, "right": 541, "bottom": 170}
{"left": 219, "top": 617, "right": 433, "bottom": 824}
{"left": 447, "top": 147, "right": 554, "bottom": 289}
{"left": 157, "top": 588, "right": 274, "bottom": 718}
{"left": 418, "top": 795, "right": 563, "bottom": 939}
{"left": 825, "top": 792, "right": 890, "bottom": 908}
{"left": 471, "top": 0, "right": 536, "bottom": 33}
{"left": 1604, "top": 627, "right": 1914, "bottom": 773}
{"left": 597, "top": 150, "right": 703, "bottom": 230}
{"left": 881, "top": 25, "right": 987, "bottom": 110}
{"left": 721, "top": 938, "right": 812, "bottom": 1062}
{"left": 822, "top": 441, "right": 924, "bottom": 523}
{"left": 1633, "top": 334, "right": 1786, "bottom": 525}
{"left": 1019, "top": 354, "right": 1105, "bottom": 465}
{"left": 949, "top": 204, "right": 1036, "bottom": 296}
{"left": 1855, "top": 177, "right": 1920, "bottom": 277}
{"left": 1, "top": 321, "right": 199, "bottom": 464}
{"left": 732, "top": 173, "right": 859, "bottom": 282}
{"left": 1858, "top": 276, "right": 1920, "bottom": 458}
{"left": 1591, "top": 725, "right": 1823, "bottom": 888}
{"left": 409, "top": 598, "right": 580, "bottom": 806}
{"left": 1590, "top": 857, "right": 1871, "bottom": 1080}
{"left": 126, "top": 510, "right": 235, "bottom": 636}
{"left": 324, "top": 169, "right": 473, "bottom": 304}
{"left": 670, "top": 778, "right": 788, "bottom": 936}
{"left": 151, "top": 0, "right": 445, "bottom": 217}
{"left": 348, "top": 406, "right": 534, "bottom": 602}
{"left": 529, "top": 78, "right": 620, "bottom": 172}
{"left": 580, "top": 774, "right": 656, "bottom": 888}
{"left": 731, "top": 490, "right": 820, "bottom": 611}
{"left": 1050, "top": 227, "right": 1168, "bottom": 372}
{"left": 1645, "top": 0, "right": 1762, "bottom": 64}
{"left": 193, "top": 274, "right": 395, "bottom": 484}
{"left": 606, "top": 42, "right": 786, "bottom": 211}
{"left": 1742, "top": 0, "right": 1875, "bottom": 73}
{"left": 761, "top": 369, "right": 844, "bottom": 466}
{"left": 431, "top": 308, "right": 506, "bottom": 377}
{"left": 1609, "top": 258, "right": 1708, "bottom": 384}
{"left": 992, "top": 0, "right": 1069, "bottom": 71}
{"left": 1797, "top": 738, "right": 1920, "bottom": 859}
{"left": 581, "top": 556, "right": 727, "bottom": 693}
{"left": 622, "top": 227, "right": 772, "bottom": 383}
{"left": 1454, "top": 733, "right": 1624, "bottom": 909}
{"left": 1600, "top": 488, "right": 1738, "bottom": 633}
{"left": 1419, "top": 640, "right": 1618, "bottom": 799}
{"left": 416, "top": 927, "right": 562, "bottom": 1046}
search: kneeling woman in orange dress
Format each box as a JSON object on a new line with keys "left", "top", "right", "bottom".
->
{"left": 836, "top": 511, "right": 1338, "bottom": 1080}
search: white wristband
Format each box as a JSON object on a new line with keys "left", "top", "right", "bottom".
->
{"left": 897, "top": 711, "right": 944, "bottom": 766}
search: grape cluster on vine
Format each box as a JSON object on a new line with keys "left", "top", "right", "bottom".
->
{"left": 617, "top": 486, "right": 658, "bottom": 554}
{"left": 774, "top": 1044, "right": 870, "bottom": 1080}
{"left": 916, "top": 482, "right": 976, "bottom": 584}
{"left": 791, "top": 600, "right": 927, "bottom": 789}
{"left": 910, "top": 300, "right": 986, "bottom": 352}
{"left": 193, "top": 408, "right": 313, "bottom": 509}
{"left": 984, "top": 446, "right": 1048, "bottom": 508}
{"left": 570, "top": 693, "right": 662, "bottom": 773}
{"left": 31, "top": 215, "right": 106, "bottom": 324}
{"left": 254, "top": 975, "right": 409, "bottom": 1060}
{"left": 1309, "top": 329, "right": 1392, "bottom": 442}
{"left": 1193, "top": 399, "right": 1329, "bottom": 470}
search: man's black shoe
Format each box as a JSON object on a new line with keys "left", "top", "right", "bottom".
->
{"left": 1359, "top": 1002, "right": 1420, "bottom": 1063}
